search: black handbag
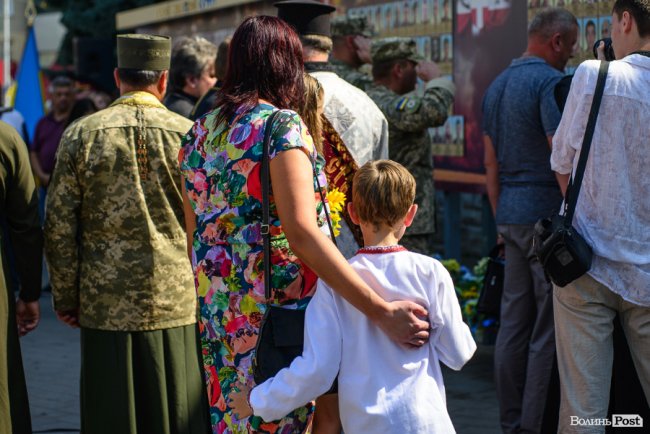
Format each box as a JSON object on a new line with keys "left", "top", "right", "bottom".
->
{"left": 252, "top": 110, "right": 337, "bottom": 386}
{"left": 533, "top": 61, "right": 609, "bottom": 287}
{"left": 477, "top": 244, "right": 505, "bottom": 317}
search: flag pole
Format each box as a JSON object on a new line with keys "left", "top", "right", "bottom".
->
{"left": 2, "top": 0, "right": 10, "bottom": 99}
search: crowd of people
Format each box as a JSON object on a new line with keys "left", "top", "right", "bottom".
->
{"left": 1, "top": 0, "right": 648, "bottom": 434}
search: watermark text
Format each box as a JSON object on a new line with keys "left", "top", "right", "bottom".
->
{"left": 570, "top": 415, "right": 643, "bottom": 428}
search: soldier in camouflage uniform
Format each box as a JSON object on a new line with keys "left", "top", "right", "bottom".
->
{"left": 330, "top": 15, "right": 374, "bottom": 90}
{"left": 366, "top": 37, "right": 455, "bottom": 255}
{"left": 44, "top": 34, "right": 209, "bottom": 434}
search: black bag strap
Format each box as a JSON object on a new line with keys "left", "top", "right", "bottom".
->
{"left": 562, "top": 60, "right": 609, "bottom": 227}
{"left": 262, "top": 110, "right": 281, "bottom": 302}
{"left": 261, "top": 109, "right": 337, "bottom": 302}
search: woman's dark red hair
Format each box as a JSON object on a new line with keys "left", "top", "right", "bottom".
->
{"left": 214, "top": 15, "right": 305, "bottom": 126}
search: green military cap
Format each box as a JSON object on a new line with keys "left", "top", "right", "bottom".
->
{"left": 117, "top": 34, "right": 171, "bottom": 71}
{"left": 371, "top": 37, "right": 423, "bottom": 63}
{"left": 331, "top": 15, "right": 375, "bottom": 38}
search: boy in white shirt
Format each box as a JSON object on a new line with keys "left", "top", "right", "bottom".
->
{"left": 229, "top": 160, "right": 477, "bottom": 433}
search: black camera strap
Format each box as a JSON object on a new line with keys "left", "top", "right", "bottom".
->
{"left": 563, "top": 61, "right": 609, "bottom": 227}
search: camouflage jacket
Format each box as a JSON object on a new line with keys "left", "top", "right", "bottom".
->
{"left": 366, "top": 78, "right": 455, "bottom": 234}
{"left": 44, "top": 91, "right": 197, "bottom": 331}
{"left": 330, "top": 60, "right": 374, "bottom": 91}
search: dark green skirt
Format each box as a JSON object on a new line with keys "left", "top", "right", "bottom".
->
{"left": 80, "top": 324, "right": 210, "bottom": 434}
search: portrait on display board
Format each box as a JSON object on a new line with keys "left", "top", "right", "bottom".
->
{"left": 381, "top": 3, "right": 398, "bottom": 31}
{"left": 432, "top": 0, "right": 441, "bottom": 24}
{"left": 439, "top": 33, "right": 453, "bottom": 62}
{"left": 430, "top": 115, "right": 465, "bottom": 157}
{"left": 417, "top": 0, "right": 432, "bottom": 25}
{"left": 440, "top": 0, "right": 451, "bottom": 22}
{"left": 454, "top": 116, "right": 464, "bottom": 146}
{"left": 599, "top": 15, "right": 611, "bottom": 39}
{"left": 415, "top": 36, "right": 432, "bottom": 61}
{"left": 431, "top": 36, "right": 440, "bottom": 62}
{"left": 584, "top": 17, "right": 598, "bottom": 53}
{"left": 401, "top": 0, "right": 417, "bottom": 26}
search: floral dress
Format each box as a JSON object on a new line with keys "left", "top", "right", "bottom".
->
{"left": 179, "top": 103, "right": 328, "bottom": 433}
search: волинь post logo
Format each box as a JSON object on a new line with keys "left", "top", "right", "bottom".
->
{"left": 570, "top": 415, "right": 643, "bottom": 428}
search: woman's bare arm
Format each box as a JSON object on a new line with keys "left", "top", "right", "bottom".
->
{"left": 271, "top": 149, "right": 430, "bottom": 347}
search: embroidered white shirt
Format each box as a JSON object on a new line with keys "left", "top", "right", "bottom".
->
{"left": 551, "top": 56, "right": 650, "bottom": 306}
{"left": 250, "top": 249, "right": 477, "bottom": 433}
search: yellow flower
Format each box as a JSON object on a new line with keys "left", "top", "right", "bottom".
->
{"left": 326, "top": 188, "right": 346, "bottom": 213}
{"left": 325, "top": 188, "right": 346, "bottom": 237}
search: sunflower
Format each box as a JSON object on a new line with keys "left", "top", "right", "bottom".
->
{"left": 326, "top": 188, "right": 346, "bottom": 237}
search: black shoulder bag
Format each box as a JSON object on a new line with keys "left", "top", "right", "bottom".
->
{"left": 533, "top": 61, "right": 609, "bottom": 287}
{"left": 252, "top": 110, "right": 337, "bottom": 387}
{"left": 477, "top": 244, "right": 505, "bottom": 317}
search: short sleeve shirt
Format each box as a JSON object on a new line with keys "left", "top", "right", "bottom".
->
{"left": 482, "top": 56, "right": 564, "bottom": 225}
{"left": 179, "top": 103, "right": 328, "bottom": 247}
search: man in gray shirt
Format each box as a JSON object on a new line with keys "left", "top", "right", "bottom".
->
{"left": 482, "top": 8, "right": 577, "bottom": 434}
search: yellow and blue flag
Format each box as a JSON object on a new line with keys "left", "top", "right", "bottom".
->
{"left": 13, "top": 26, "right": 45, "bottom": 143}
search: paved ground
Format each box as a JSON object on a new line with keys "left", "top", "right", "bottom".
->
{"left": 444, "top": 345, "right": 501, "bottom": 433}
{"left": 21, "top": 293, "right": 81, "bottom": 434}
{"left": 20, "top": 293, "right": 501, "bottom": 434}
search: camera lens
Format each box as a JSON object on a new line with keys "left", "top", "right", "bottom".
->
{"left": 593, "top": 37, "right": 616, "bottom": 61}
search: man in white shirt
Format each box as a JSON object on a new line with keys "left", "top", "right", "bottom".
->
{"left": 550, "top": 1, "right": 650, "bottom": 431}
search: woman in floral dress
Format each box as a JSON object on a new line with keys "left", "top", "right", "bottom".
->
{"left": 180, "top": 16, "right": 431, "bottom": 434}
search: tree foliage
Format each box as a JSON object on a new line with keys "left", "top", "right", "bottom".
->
{"left": 41, "top": 0, "right": 161, "bottom": 65}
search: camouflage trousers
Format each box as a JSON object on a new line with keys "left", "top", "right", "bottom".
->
{"left": 401, "top": 233, "right": 434, "bottom": 256}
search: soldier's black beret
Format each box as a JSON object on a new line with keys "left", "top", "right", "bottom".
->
{"left": 275, "top": 0, "right": 336, "bottom": 37}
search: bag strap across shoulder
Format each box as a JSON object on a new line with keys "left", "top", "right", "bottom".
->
{"left": 261, "top": 110, "right": 337, "bottom": 302}
{"left": 563, "top": 60, "right": 609, "bottom": 226}
{"left": 262, "top": 110, "right": 282, "bottom": 302}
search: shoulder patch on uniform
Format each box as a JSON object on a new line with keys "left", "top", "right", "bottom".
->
{"left": 395, "top": 97, "right": 421, "bottom": 113}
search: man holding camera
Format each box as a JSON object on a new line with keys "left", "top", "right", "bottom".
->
{"left": 551, "top": 1, "right": 650, "bottom": 431}
{"left": 482, "top": 8, "right": 577, "bottom": 434}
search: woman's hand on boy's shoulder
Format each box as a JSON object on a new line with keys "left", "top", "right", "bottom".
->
{"left": 377, "top": 300, "right": 430, "bottom": 348}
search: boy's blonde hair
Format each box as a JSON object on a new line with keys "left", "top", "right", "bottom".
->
{"left": 352, "top": 160, "right": 416, "bottom": 228}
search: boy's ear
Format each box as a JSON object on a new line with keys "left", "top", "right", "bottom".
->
{"left": 403, "top": 204, "right": 418, "bottom": 227}
{"left": 347, "top": 202, "right": 360, "bottom": 225}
